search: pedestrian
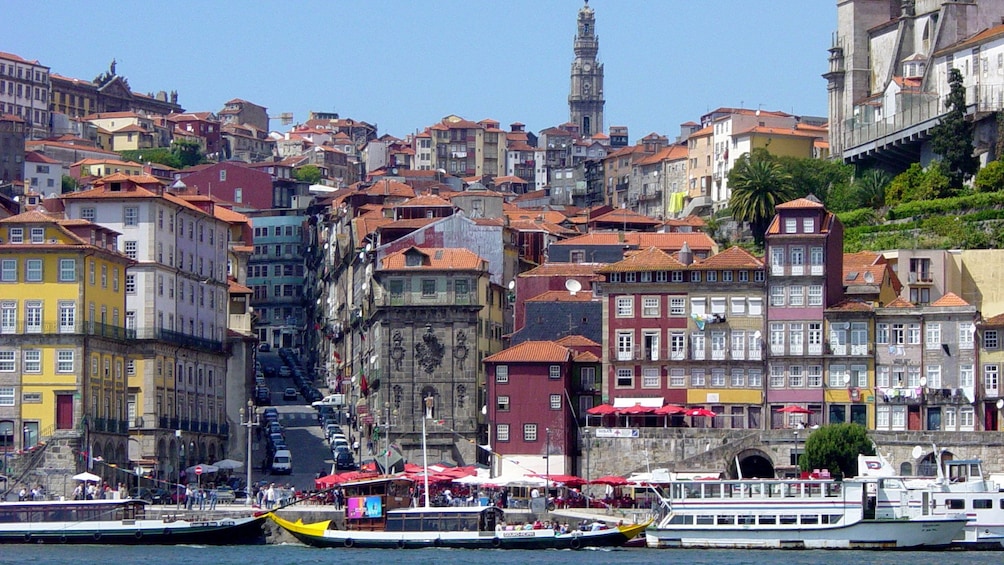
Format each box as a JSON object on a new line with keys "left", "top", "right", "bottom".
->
{"left": 118, "top": 483, "right": 127, "bottom": 500}
{"left": 72, "top": 484, "right": 83, "bottom": 500}
{"left": 208, "top": 485, "right": 218, "bottom": 511}
{"left": 17, "top": 487, "right": 26, "bottom": 501}
{"left": 185, "top": 484, "right": 194, "bottom": 510}
{"left": 265, "top": 483, "right": 276, "bottom": 510}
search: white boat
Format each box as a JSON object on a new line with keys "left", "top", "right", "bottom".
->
{"left": 860, "top": 453, "right": 1004, "bottom": 549}
{"left": 645, "top": 476, "right": 966, "bottom": 549}
{"left": 0, "top": 498, "right": 265, "bottom": 544}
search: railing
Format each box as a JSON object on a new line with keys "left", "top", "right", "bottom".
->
{"left": 134, "top": 328, "right": 223, "bottom": 352}
{"left": 382, "top": 291, "right": 476, "bottom": 307}
{"left": 0, "top": 321, "right": 135, "bottom": 339}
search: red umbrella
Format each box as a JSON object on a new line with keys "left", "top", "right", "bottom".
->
{"left": 684, "top": 408, "right": 717, "bottom": 418}
{"left": 777, "top": 405, "right": 812, "bottom": 414}
{"left": 589, "top": 475, "right": 629, "bottom": 486}
{"left": 586, "top": 404, "right": 617, "bottom": 415}
{"left": 617, "top": 403, "right": 656, "bottom": 415}
{"left": 534, "top": 474, "right": 587, "bottom": 487}
{"left": 655, "top": 404, "right": 686, "bottom": 415}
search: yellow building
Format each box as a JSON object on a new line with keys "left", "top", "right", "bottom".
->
{"left": 0, "top": 209, "right": 134, "bottom": 487}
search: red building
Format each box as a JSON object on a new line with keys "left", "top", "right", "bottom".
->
{"left": 175, "top": 162, "right": 274, "bottom": 210}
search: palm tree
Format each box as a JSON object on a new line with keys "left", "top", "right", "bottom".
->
{"left": 854, "top": 169, "right": 890, "bottom": 208}
{"left": 728, "top": 150, "right": 795, "bottom": 247}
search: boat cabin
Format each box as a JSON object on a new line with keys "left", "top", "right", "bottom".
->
{"left": 342, "top": 477, "right": 414, "bottom": 531}
{"left": 384, "top": 506, "right": 503, "bottom": 533}
{"left": 0, "top": 499, "right": 148, "bottom": 523}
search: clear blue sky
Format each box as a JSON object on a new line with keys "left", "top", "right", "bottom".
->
{"left": 5, "top": 1, "right": 835, "bottom": 141}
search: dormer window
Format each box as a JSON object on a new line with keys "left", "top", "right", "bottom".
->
{"left": 9, "top": 228, "right": 23, "bottom": 244}
{"left": 405, "top": 250, "right": 423, "bottom": 267}
{"left": 30, "top": 227, "right": 44, "bottom": 243}
{"left": 110, "top": 182, "right": 122, "bottom": 192}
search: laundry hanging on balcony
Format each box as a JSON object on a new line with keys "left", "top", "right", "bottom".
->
{"left": 691, "top": 312, "right": 726, "bottom": 330}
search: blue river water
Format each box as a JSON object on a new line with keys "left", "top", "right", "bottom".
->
{"left": 0, "top": 545, "right": 993, "bottom": 565}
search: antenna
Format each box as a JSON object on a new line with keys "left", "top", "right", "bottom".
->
{"left": 564, "top": 279, "right": 582, "bottom": 295}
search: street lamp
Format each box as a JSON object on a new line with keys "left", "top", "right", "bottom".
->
{"left": 544, "top": 427, "right": 550, "bottom": 488}
{"left": 176, "top": 430, "right": 184, "bottom": 510}
{"left": 239, "top": 399, "right": 258, "bottom": 505}
{"left": 22, "top": 426, "right": 29, "bottom": 451}
{"left": 793, "top": 430, "right": 800, "bottom": 475}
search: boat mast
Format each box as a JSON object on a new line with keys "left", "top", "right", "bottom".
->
{"left": 422, "top": 395, "right": 432, "bottom": 508}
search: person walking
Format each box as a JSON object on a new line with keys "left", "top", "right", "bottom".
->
{"left": 208, "top": 485, "right": 218, "bottom": 511}
{"left": 265, "top": 483, "right": 276, "bottom": 510}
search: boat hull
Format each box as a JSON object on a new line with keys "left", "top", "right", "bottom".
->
{"left": 0, "top": 516, "right": 266, "bottom": 545}
{"left": 646, "top": 517, "right": 966, "bottom": 550}
{"left": 269, "top": 513, "right": 647, "bottom": 549}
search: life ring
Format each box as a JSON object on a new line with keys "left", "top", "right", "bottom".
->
{"left": 569, "top": 536, "right": 582, "bottom": 550}
{"left": 396, "top": 539, "right": 406, "bottom": 549}
{"left": 92, "top": 532, "right": 102, "bottom": 541}
{"left": 491, "top": 537, "right": 501, "bottom": 548}
{"left": 134, "top": 530, "right": 143, "bottom": 540}
{"left": 433, "top": 537, "right": 442, "bottom": 547}
{"left": 343, "top": 537, "right": 354, "bottom": 548}
{"left": 59, "top": 534, "right": 67, "bottom": 544}
{"left": 23, "top": 532, "right": 31, "bottom": 542}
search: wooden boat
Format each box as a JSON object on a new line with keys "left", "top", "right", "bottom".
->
{"left": 645, "top": 475, "right": 966, "bottom": 549}
{"left": 0, "top": 498, "right": 265, "bottom": 544}
{"left": 269, "top": 505, "right": 647, "bottom": 549}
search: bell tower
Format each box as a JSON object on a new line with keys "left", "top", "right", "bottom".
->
{"left": 568, "top": 0, "right": 604, "bottom": 137}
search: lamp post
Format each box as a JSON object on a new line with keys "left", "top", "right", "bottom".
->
{"left": 176, "top": 431, "right": 184, "bottom": 511}
{"left": 545, "top": 427, "right": 550, "bottom": 488}
{"left": 793, "top": 430, "right": 800, "bottom": 475}
{"left": 239, "top": 399, "right": 257, "bottom": 505}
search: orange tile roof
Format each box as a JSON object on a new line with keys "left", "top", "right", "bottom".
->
{"left": 980, "top": 312, "right": 1004, "bottom": 328}
{"left": 505, "top": 209, "right": 568, "bottom": 224}
{"left": 364, "top": 180, "right": 415, "bottom": 198}
{"left": 885, "top": 297, "right": 916, "bottom": 308}
{"left": 555, "top": 335, "right": 600, "bottom": 347}
{"left": 483, "top": 341, "right": 571, "bottom": 363}
{"left": 692, "top": 246, "right": 763, "bottom": 269}
{"left": 353, "top": 215, "right": 394, "bottom": 240}
{"left": 399, "top": 193, "right": 453, "bottom": 207}
{"left": 554, "top": 231, "right": 717, "bottom": 252}
{"left": 518, "top": 263, "right": 605, "bottom": 278}
{"left": 380, "top": 247, "right": 486, "bottom": 271}
{"left": 573, "top": 351, "right": 600, "bottom": 362}
{"left": 598, "top": 247, "right": 685, "bottom": 273}
{"left": 931, "top": 292, "right": 970, "bottom": 307}
{"left": 228, "top": 280, "right": 253, "bottom": 294}
{"left": 827, "top": 299, "right": 874, "bottom": 312}
{"left": 589, "top": 208, "right": 662, "bottom": 226}
{"left": 525, "top": 290, "right": 595, "bottom": 302}
{"left": 775, "top": 197, "right": 825, "bottom": 210}
{"left": 663, "top": 215, "right": 707, "bottom": 228}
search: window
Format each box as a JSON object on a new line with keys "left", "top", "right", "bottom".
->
{"left": 25, "top": 259, "right": 42, "bottom": 282}
{"left": 770, "top": 286, "right": 784, "bottom": 307}
{"left": 722, "top": 270, "right": 733, "bottom": 282}
{"left": 876, "top": 323, "right": 889, "bottom": 344}
{"left": 730, "top": 297, "right": 745, "bottom": 316}
{"left": 25, "top": 301, "right": 41, "bottom": 333}
{"left": 802, "top": 217, "right": 814, "bottom": 233}
{"left": 690, "top": 368, "right": 705, "bottom": 387}
{"left": 100, "top": 264, "right": 107, "bottom": 288}
{"left": 615, "top": 296, "right": 633, "bottom": 317}
{"left": 0, "top": 351, "right": 13, "bottom": 373}
{"left": 495, "top": 365, "right": 508, "bottom": 383}
{"left": 670, "top": 333, "right": 685, "bottom": 360}
{"left": 670, "top": 368, "right": 686, "bottom": 387}
{"left": 926, "top": 365, "right": 942, "bottom": 389}
{"left": 785, "top": 218, "right": 797, "bottom": 233}
{"left": 711, "top": 368, "right": 726, "bottom": 387}
{"left": 30, "top": 227, "right": 44, "bottom": 243}
{"left": 926, "top": 324, "right": 941, "bottom": 350}
{"left": 641, "top": 296, "right": 659, "bottom": 317}
{"left": 770, "top": 365, "right": 785, "bottom": 388}
{"left": 985, "top": 330, "right": 999, "bottom": 349}
{"left": 421, "top": 279, "right": 436, "bottom": 297}
{"left": 123, "top": 207, "right": 139, "bottom": 226}
{"left": 550, "top": 394, "right": 562, "bottom": 409}
{"left": 0, "top": 386, "right": 13, "bottom": 405}
{"left": 523, "top": 423, "right": 537, "bottom": 442}
{"left": 959, "top": 322, "right": 974, "bottom": 350}
{"left": 960, "top": 364, "right": 974, "bottom": 388}
{"left": 124, "top": 241, "right": 137, "bottom": 259}
{"left": 23, "top": 350, "right": 40, "bottom": 373}
{"left": 710, "top": 297, "right": 726, "bottom": 315}
{"left": 788, "top": 285, "right": 804, "bottom": 306}
{"left": 707, "top": 271, "right": 717, "bottom": 282}
{"left": 0, "top": 302, "right": 14, "bottom": 334}
{"left": 731, "top": 368, "right": 745, "bottom": 387}
{"left": 497, "top": 395, "right": 510, "bottom": 411}
{"left": 808, "top": 285, "right": 823, "bottom": 306}
{"left": 807, "top": 365, "right": 823, "bottom": 388}
{"left": 59, "top": 302, "right": 75, "bottom": 333}
{"left": 616, "top": 368, "right": 633, "bottom": 387}
{"left": 0, "top": 259, "right": 15, "bottom": 282}
{"left": 670, "top": 297, "right": 685, "bottom": 316}
{"left": 496, "top": 424, "right": 509, "bottom": 442}
{"left": 770, "top": 323, "right": 785, "bottom": 355}
{"left": 908, "top": 324, "right": 921, "bottom": 345}
{"left": 789, "top": 366, "right": 803, "bottom": 387}
{"left": 691, "top": 297, "right": 706, "bottom": 316}
{"left": 9, "top": 228, "right": 23, "bottom": 243}
{"left": 748, "top": 297, "right": 763, "bottom": 316}
{"left": 616, "top": 331, "right": 634, "bottom": 361}
{"left": 690, "top": 271, "right": 701, "bottom": 282}
{"left": 749, "top": 369, "right": 763, "bottom": 387}
{"left": 549, "top": 365, "right": 560, "bottom": 379}
{"left": 642, "top": 367, "right": 660, "bottom": 388}
{"left": 55, "top": 350, "right": 73, "bottom": 373}
{"left": 81, "top": 207, "right": 96, "bottom": 221}
{"left": 125, "top": 274, "right": 136, "bottom": 294}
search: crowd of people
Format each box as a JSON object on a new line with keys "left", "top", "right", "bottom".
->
{"left": 71, "top": 482, "right": 126, "bottom": 501}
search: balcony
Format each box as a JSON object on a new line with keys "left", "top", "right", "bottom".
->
{"left": 0, "top": 321, "right": 135, "bottom": 340}
{"left": 638, "top": 190, "right": 662, "bottom": 202}
{"left": 134, "top": 328, "right": 223, "bottom": 352}
{"left": 383, "top": 291, "right": 477, "bottom": 308}
{"left": 229, "top": 313, "right": 252, "bottom": 333}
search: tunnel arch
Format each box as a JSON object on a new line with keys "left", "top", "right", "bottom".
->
{"left": 729, "top": 448, "right": 776, "bottom": 479}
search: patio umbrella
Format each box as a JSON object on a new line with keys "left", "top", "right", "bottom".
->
{"left": 617, "top": 403, "right": 656, "bottom": 415}
{"left": 72, "top": 472, "right": 102, "bottom": 482}
{"left": 213, "top": 458, "right": 244, "bottom": 470}
{"left": 776, "top": 405, "right": 812, "bottom": 414}
{"left": 586, "top": 404, "right": 617, "bottom": 415}
{"left": 589, "top": 475, "right": 629, "bottom": 486}
{"left": 185, "top": 463, "right": 219, "bottom": 475}
{"left": 655, "top": 405, "right": 686, "bottom": 415}
{"left": 534, "top": 474, "right": 587, "bottom": 488}
{"left": 684, "top": 408, "right": 717, "bottom": 418}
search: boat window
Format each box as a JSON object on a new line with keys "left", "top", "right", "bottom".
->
{"left": 821, "top": 514, "right": 842, "bottom": 524}
{"left": 824, "top": 483, "right": 842, "bottom": 497}
{"left": 696, "top": 515, "right": 714, "bottom": 525}
{"left": 402, "top": 518, "right": 421, "bottom": 531}
{"left": 716, "top": 515, "right": 734, "bottom": 525}
{"left": 685, "top": 484, "right": 702, "bottom": 499}
{"left": 705, "top": 484, "right": 721, "bottom": 498}
{"left": 800, "top": 515, "right": 819, "bottom": 525}
{"left": 667, "top": 514, "right": 693, "bottom": 525}
{"left": 973, "top": 499, "right": 992, "bottom": 509}
{"left": 1000, "top": 499, "right": 1004, "bottom": 510}
{"left": 758, "top": 515, "right": 776, "bottom": 525}
{"left": 422, "top": 517, "right": 440, "bottom": 531}
{"left": 945, "top": 499, "right": 965, "bottom": 510}
{"left": 779, "top": 515, "right": 798, "bottom": 525}
{"left": 737, "top": 515, "right": 755, "bottom": 525}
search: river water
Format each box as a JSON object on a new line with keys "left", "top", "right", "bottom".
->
{"left": 0, "top": 545, "right": 992, "bottom": 565}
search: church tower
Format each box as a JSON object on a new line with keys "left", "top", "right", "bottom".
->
{"left": 568, "top": 1, "right": 604, "bottom": 137}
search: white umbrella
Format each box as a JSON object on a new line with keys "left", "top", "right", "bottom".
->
{"left": 213, "top": 459, "right": 244, "bottom": 471}
{"left": 185, "top": 463, "right": 219, "bottom": 475}
{"left": 72, "top": 472, "right": 102, "bottom": 482}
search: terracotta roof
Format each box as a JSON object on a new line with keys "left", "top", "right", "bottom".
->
{"left": 483, "top": 341, "right": 570, "bottom": 363}
{"left": 363, "top": 180, "right": 415, "bottom": 199}
{"left": 398, "top": 193, "right": 453, "bottom": 207}
{"left": 554, "top": 231, "right": 716, "bottom": 252}
{"left": 24, "top": 151, "right": 60, "bottom": 164}
{"left": 775, "top": 197, "right": 825, "bottom": 210}
{"left": 505, "top": 209, "right": 567, "bottom": 224}
{"left": 663, "top": 215, "right": 707, "bottom": 228}
{"left": 380, "top": 247, "right": 486, "bottom": 271}
{"left": 518, "top": 263, "right": 604, "bottom": 278}
{"left": 508, "top": 219, "right": 577, "bottom": 237}
{"left": 228, "top": 280, "right": 253, "bottom": 294}
{"left": 827, "top": 299, "right": 874, "bottom": 312}
{"left": 573, "top": 351, "right": 600, "bottom": 363}
{"left": 931, "top": 292, "right": 970, "bottom": 307}
{"left": 588, "top": 208, "right": 662, "bottom": 226}
{"left": 693, "top": 246, "right": 763, "bottom": 269}
{"left": 555, "top": 335, "right": 600, "bottom": 348}
{"left": 494, "top": 175, "right": 530, "bottom": 184}
{"left": 885, "top": 297, "right": 916, "bottom": 308}
{"left": 525, "top": 290, "right": 595, "bottom": 302}
{"left": 598, "top": 246, "right": 685, "bottom": 273}
{"left": 980, "top": 312, "right": 1004, "bottom": 328}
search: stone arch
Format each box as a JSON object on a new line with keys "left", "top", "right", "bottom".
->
{"left": 729, "top": 448, "right": 776, "bottom": 479}
{"left": 918, "top": 450, "right": 954, "bottom": 476}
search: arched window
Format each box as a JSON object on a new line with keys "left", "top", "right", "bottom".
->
{"left": 899, "top": 462, "right": 913, "bottom": 476}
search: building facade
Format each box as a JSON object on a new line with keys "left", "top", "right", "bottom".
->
{"left": 568, "top": 2, "right": 604, "bottom": 137}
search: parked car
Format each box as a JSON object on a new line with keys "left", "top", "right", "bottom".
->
{"left": 334, "top": 449, "right": 356, "bottom": 470}
{"left": 279, "top": 366, "right": 292, "bottom": 378}
{"left": 210, "top": 485, "right": 236, "bottom": 504}
{"left": 262, "top": 407, "right": 279, "bottom": 422}
{"left": 283, "top": 387, "right": 298, "bottom": 401}
{"left": 128, "top": 487, "right": 169, "bottom": 504}
{"left": 258, "top": 343, "right": 271, "bottom": 352}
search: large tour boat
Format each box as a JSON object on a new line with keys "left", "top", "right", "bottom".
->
{"left": 645, "top": 475, "right": 966, "bottom": 549}
{"left": 0, "top": 498, "right": 265, "bottom": 545}
{"left": 268, "top": 476, "right": 647, "bottom": 550}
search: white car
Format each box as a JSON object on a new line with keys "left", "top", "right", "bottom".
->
{"left": 311, "top": 394, "right": 345, "bottom": 408}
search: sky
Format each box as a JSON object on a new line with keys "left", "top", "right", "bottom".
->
{"left": 4, "top": 1, "right": 835, "bottom": 141}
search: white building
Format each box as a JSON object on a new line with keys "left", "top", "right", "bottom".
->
{"left": 0, "top": 51, "right": 51, "bottom": 139}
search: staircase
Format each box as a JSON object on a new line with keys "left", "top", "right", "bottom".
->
{"left": 2, "top": 425, "right": 57, "bottom": 497}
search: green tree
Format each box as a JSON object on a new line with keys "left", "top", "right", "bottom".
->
{"left": 61, "top": 175, "right": 78, "bottom": 194}
{"left": 294, "top": 165, "right": 323, "bottom": 184}
{"left": 885, "top": 162, "right": 950, "bottom": 206}
{"left": 799, "top": 423, "right": 875, "bottom": 477}
{"left": 853, "top": 168, "right": 890, "bottom": 208}
{"left": 120, "top": 148, "right": 180, "bottom": 169}
{"left": 974, "top": 159, "right": 1004, "bottom": 192}
{"left": 929, "top": 67, "right": 979, "bottom": 190}
{"left": 728, "top": 149, "right": 795, "bottom": 247}
{"left": 171, "top": 139, "right": 205, "bottom": 168}
{"left": 776, "top": 155, "right": 854, "bottom": 204}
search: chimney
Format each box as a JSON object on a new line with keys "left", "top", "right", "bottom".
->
{"left": 678, "top": 241, "right": 693, "bottom": 266}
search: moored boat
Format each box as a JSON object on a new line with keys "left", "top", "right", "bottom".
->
{"left": 645, "top": 475, "right": 966, "bottom": 549}
{"left": 0, "top": 498, "right": 265, "bottom": 545}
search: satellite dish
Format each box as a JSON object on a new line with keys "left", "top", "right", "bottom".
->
{"left": 919, "top": 376, "right": 928, "bottom": 387}
{"left": 997, "top": 399, "right": 1004, "bottom": 410}
{"left": 481, "top": 405, "right": 487, "bottom": 415}
{"left": 362, "top": 282, "right": 369, "bottom": 291}
{"left": 370, "top": 354, "right": 378, "bottom": 365}
{"left": 565, "top": 279, "right": 582, "bottom": 295}
{"left": 365, "top": 243, "right": 373, "bottom": 253}
{"left": 507, "top": 280, "right": 515, "bottom": 290}
{"left": 912, "top": 445, "right": 923, "bottom": 459}
{"left": 358, "top": 251, "right": 367, "bottom": 262}
{"left": 753, "top": 330, "right": 762, "bottom": 340}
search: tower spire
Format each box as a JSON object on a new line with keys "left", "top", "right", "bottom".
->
{"left": 568, "top": 1, "right": 604, "bottom": 137}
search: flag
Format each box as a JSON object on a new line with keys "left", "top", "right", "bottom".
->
{"left": 360, "top": 373, "right": 369, "bottom": 396}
